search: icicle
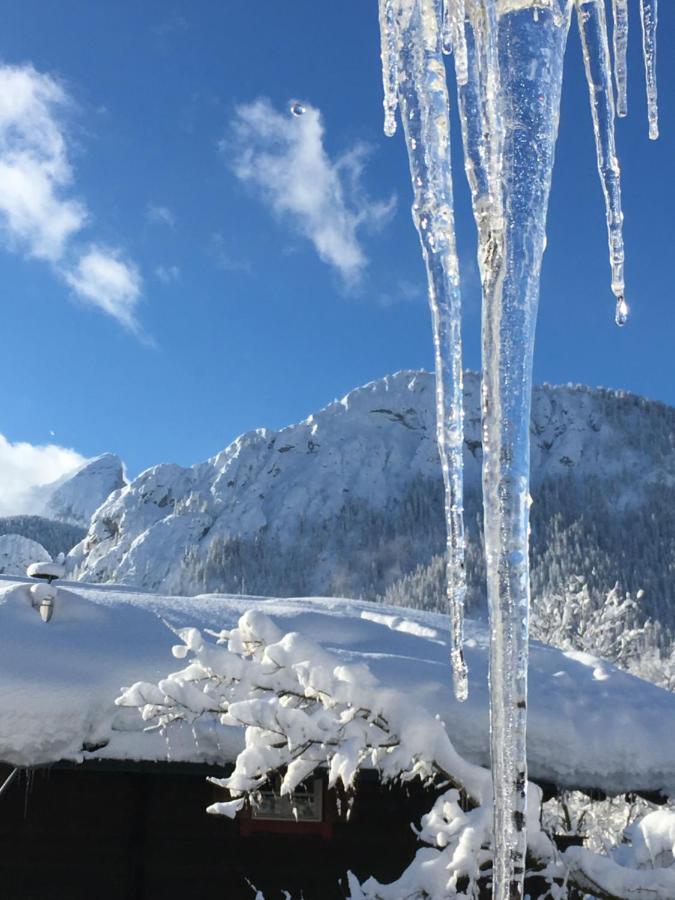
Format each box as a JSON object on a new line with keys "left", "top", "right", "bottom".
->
{"left": 458, "top": 4, "right": 538, "bottom": 892}
{"left": 378, "top": 0, "right": 400, "bottom": 137}
{"left": 459, "top": 1, "right": 504, "bottom": 281}
{"left": 576, "top": 0, "right": 626, "bottom": 315}
{"left": 442, "top": 0, "right": 468, "bottom": 85}
{"left": 611, "top": 0, "right": 629, "bottom": 117}
{"left": 615, "top": 295, "right": 629, "bottom": 326}
{"left": 478, "top": 6, "right": 573, "bottom": 898}
{"left": 454, "top": 18, "right": 490, "bottom": 212}
{"left": 379, "top": 0, "right": 469, "bottom": 702}
{"left": 639, "top": 0, "right": 659, "bottom": 139}
{"left": 376, "top": 3, "right": 657, "bottom": 899}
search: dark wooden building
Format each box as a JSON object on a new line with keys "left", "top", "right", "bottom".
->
{"left": 0, "top": 761, "right": 433, "bottom": 900}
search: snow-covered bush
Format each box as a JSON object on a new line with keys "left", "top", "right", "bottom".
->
{"left": 543, "top": 792, "right": 675, "bottom": 861}
{"left": 118, "top": 612, "right": 675, "bottom": 899}
{"left": 531, "top": 579, "right": 675, "bottom": 691}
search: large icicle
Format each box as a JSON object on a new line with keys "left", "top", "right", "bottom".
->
{"left": 611, "top": 0, "right": 629, "bottom": 116}
{"left": 639, "top": 0, "right": 659, "bottom": 140}
{"left": 576, "top": 0, "right": 627, "bottom": 324}
{"left": 378, "top": 0, "right": 469, "bottom": 701}
{"left": 479, "top": 7, "right": 573, "bottom": 897}
{"left": 376, "top": 2, "right": 658, "bottom": 899}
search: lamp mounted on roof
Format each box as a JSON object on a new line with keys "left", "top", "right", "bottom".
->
{"left": 26, "top": 558, "right": 66, "bottom": 623}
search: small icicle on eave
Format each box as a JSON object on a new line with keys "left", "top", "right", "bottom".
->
{"left": 455, "top": 2, "right": 505, "bottom": 293}
{"left": 576, "top": 0, "right": 627, "bottom": 326}
{"left": 379, "top": 0, "right": 400, "bottom": 137}
{"left": 639, "top": 0, "right": 659, "bottom": 140}
{"left": 378, "top": 0, "right": 469, "bottom": 702}
{"left": 611, "top": 0, "right": 629, "bottom": 117}
{"left": 442, "top": 0, "right": 468, "bottom": 85}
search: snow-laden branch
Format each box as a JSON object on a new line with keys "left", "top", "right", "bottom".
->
{"left": 117, "top": 611, "right": 675, "bottom": 899}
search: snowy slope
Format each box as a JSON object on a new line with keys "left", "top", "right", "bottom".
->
{"left": 0, "top": 535, "right": 50, "bottom": 576}
{"left": 0, "top": 575, "right": 673, "bottom": 798}
{"left": 68, "top": 371, "right": 675, "bottom": 610}
{"left": 34, "top": 453, "right": 126, "bottom": 527}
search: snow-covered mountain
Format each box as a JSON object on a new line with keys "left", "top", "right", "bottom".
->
{"left": 0, "top": 534, "right": 50, "bottom": 576}
{"left": 0, "top": 456, "right": 123, "bottom": 575}
{"left": 70, "top": 371, "right": 675, "bottom": 631}
{"left": 0, "top": 516, "right": 85, "bottom": 559}
{"left": 35, "top": 453, "right": 126, "bottom": 527}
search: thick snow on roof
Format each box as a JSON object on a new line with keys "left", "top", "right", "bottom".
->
{"left": 0, "top": 575, "right": 673, "bottom": 797}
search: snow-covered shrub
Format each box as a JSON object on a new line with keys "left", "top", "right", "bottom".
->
{"left": 531, "top": 579, "right": 675, "bottom": 691}
{"left": 543, "top": 792, "right": 675, "bottom": 858}
{"left": 118, "top": 612, "right": 675, "bottom": 899}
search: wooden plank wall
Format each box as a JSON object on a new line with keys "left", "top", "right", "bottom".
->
{"left": 0, "top": 763, "right": 429, "bottom": 899}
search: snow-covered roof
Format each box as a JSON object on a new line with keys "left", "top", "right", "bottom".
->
{"left": 1, "top": 575, "right": 673, "bottom": 797}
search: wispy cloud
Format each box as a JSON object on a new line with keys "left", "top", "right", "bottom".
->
{"left": 226, "top": 99, "right": 395, "bottom": 285}
{"left": 378, "top": 279, "right": 426, "bottom": 308}
{"left": 155, "top": 263, "right": 180, "bottom": 283}
{"left": 0, "top": 433, "right": 86, "bottom": 516}
{"left": 152, "top": 12, "right": 189, "bottom": 38}
{"left": 146, "top": 204, "right": 176, "bottom": 227}
{"left": 65, "top": 247, "right": 142, "bottom": 330}
{"left": 208, "top": 232, "right": 251, "bottom": 274}
{"left": 0, "top": 63, "right": 143, "bottom": 331}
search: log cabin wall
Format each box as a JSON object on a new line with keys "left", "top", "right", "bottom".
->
{"left": 0, "top": 762, "right": 430, "bottom": 899}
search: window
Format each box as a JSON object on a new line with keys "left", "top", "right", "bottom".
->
{"left": 252, "top": 777, "right": 323, "bottom": 823}
{"left": 237, "top": 776, "right": 334, "bottom": 838}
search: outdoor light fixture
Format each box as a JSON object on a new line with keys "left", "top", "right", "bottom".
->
{"left": 26, "top": 560, "right": 66, "bottom": 584}
{"left": 30, "top": 583, "right": 57, "bottom": 623}
{"left": 26, "top": 560, "right": 65, "bottom": 623}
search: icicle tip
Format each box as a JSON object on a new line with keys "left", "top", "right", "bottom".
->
{"left": 615, "top": 295, "right": 629, "bottom": 326}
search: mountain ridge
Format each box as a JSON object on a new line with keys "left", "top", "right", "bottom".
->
{"left": 38, "top": 453, "right": 126, "bottom": 527}
{"left": 66, "top": 370, "right": 674, "bottom": 637}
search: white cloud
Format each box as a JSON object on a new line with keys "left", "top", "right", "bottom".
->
{"left": 155, "top": 263, "right": 180, "bottom": 283}
{"left": 64, "top": 247, "right": 142, "bottom": 330}
{"left": 0, "top": 63, "right": 143, "bottom": 330}
{"left": 0, "top": 433, "right": 86, "bottom": 516}
{"left": 227, "top": 99, "right": 395, "bottom": 284}
{"left": 0, "top": 64, "right": 85, "bottom": 261}
{"left": 147, "top": 204, "right": 176, "bottom": 227}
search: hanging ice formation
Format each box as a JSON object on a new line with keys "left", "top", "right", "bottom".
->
{"left": 378, "top": 0, "right": 469, "bottom": 702}
{"left": 377, "top": 1, "right": 658, "bottom": 898}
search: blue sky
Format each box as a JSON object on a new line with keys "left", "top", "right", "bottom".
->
{"left": 0, "top": 1, "right": 673, "bottom": 491}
